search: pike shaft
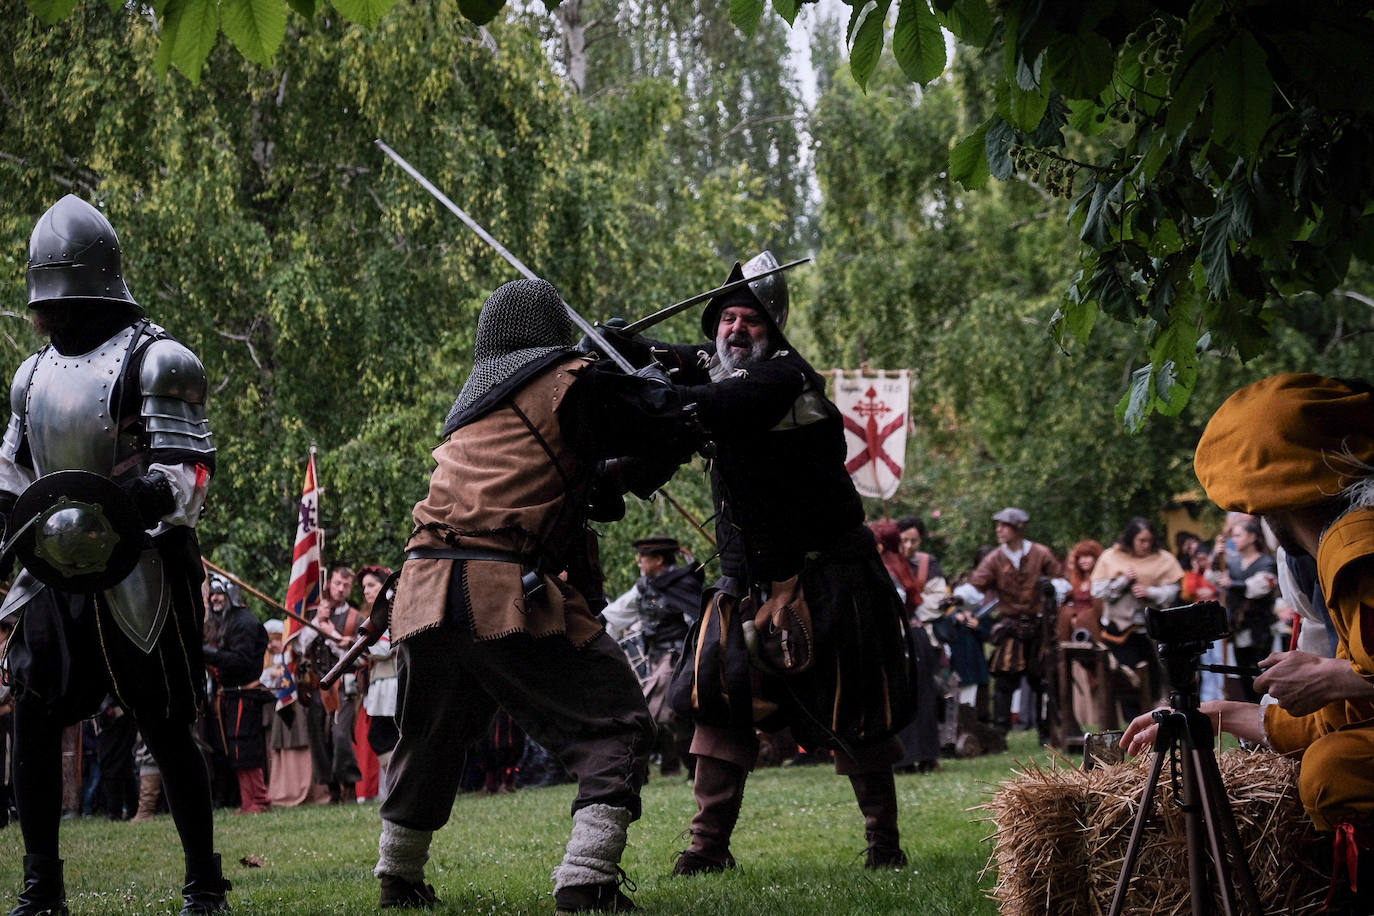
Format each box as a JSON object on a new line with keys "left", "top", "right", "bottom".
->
{"left": 375, "top": 139, "right": 634, "bottom": 373}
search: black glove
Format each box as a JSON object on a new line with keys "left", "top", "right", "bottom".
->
{"left": 577, "top": 318, "right": 656, "bottom": 368}
{"left": 121, "top": 471, "right": 177, "bottom": 528}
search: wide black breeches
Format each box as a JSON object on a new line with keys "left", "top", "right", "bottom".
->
{"left": 13, "top": 698, "right": 213, "bottom": 862}
{"left": 381, "top": 624, "right": 654, "bottom": 832}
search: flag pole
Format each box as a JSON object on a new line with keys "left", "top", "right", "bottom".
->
{"left": 310, "top": 443, "right": 323, "bottom": 591}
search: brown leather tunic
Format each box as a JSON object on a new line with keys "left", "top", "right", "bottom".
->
{"left": 389, "top": 356, "right": 602, "bottom": 646}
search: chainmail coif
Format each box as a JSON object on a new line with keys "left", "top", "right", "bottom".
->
{"left": 444, "top": 278, "right": 573, "bottom": 428}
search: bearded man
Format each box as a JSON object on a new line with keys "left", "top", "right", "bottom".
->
{"left": 604, "top": 253, "right": 918, "bottom": 872}
{"left": 374, "top": 278, "right": 694, "bottom": 913}
{"left": 0, "top": 195, "right": 225, "bottom": 915}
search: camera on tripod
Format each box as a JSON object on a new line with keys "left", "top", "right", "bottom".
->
{"left": 1108, "top": 599, "right": 1264, "bottom": 914}
{"left": 1143, "top": 601, "right": 1229, "bottom": 708}
{"left": 1145, "top": 600, "right": 1228, "bottom": 649}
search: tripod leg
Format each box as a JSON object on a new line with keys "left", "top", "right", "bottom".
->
{"left": 1180, "top": 751, "right": 1210, "bottom": 916}
{"left": 1109, "top": 744, "right": 1171, "bottom": 916}
{"left": 1190, "top": 746, "right": 1263, "bottom": 915}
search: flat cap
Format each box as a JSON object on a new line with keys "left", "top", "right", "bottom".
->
{"left": 633, "top": 535, "right": 680, "bottom": 554}
{"left": 992, "top": 507, "right": 1029, "bottom": 527}
{"left": 1195, "top": 373, "right": 1374, "bottom": 513}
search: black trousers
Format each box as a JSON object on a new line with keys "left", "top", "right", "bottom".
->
{"left": 381, "top": 624, "right": 654, "bottom": 832}
{"left": 14, "top": 699, "right": 213, "bottom": 863}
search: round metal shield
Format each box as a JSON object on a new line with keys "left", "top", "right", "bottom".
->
{"left": 10, "top": 469, "right": 145, "bottom": 592}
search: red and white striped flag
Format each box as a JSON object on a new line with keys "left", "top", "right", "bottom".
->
{"left": 280, "top": 451, "right": 322, "bottom": 710}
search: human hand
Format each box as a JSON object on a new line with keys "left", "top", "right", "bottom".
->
{"left": 1254, "top": 651, "right": 1374, "bottom": 717}
{"left": 1131, "top": 583, "right": 1150, "bottom": 599}
{"left": 1120, "top": 708, "right": 1165, "bottom": 758}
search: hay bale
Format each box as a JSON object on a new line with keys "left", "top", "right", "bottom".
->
{"left": 983, "top": 749, "right": 1328, "bottom": 915}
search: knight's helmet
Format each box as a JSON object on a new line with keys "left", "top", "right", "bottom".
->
{"left": 444, "top": 278, "right": 572, "bottom": 428}
{"left": 700, "top": 250, "right": 791, "bottom": 338}
{"left": 27, "top": 194, "right": 137, "bottom": 308}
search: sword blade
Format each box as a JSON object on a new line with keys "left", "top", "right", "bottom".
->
{"left": 621, "top": 257, "right": 811, "bottom": 336}
{"left": 374, "top": 138, "right": 635, "bottom": 374}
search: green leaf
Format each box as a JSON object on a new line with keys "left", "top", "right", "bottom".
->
{"left": 1087, "top": 249, "right": 1137, "bottom": 320}
{"left": 286, "top": 0, "right": 316, "bottom": 18}
{"left": 26, "top": 0, "right": 78, "bottom": 25}
{"left": 849, "top": 1, "right": 892, "bottom": 91}
{"left": 450, "top": 0, "right": 502, "bottom": 26}
{"left": 936, "top": 0, "right": 993, "bottom": 47}
{"left": 1211, "top": 31, "right": 1272, "bottom": 157}
{"left": 1149, "top": 313, "right": 1199, "bottom": 417}
{"left": 1027, "top": 91, "right": 1067, "bottom": 147}
{"left": 1059, "top": 297, "right": 1098, "bottom": 345}
{"left": 1045, "top": 32, "right": 1114, "bottom": 98}
{"left": 1066, "top": 97, "right": 1109, "bottom": 136}
{"left": 845, "top": 0, "right": 867, "bottom": 43}
{"left": 949, "top": 120, "right": 990, "bottom": 190}
{"left": 220, "top": 0, "right": 287, "bottom": 65}
{"left": 1200, "top": 196, "right": 1234, "bottom": 300}
{"left": 772, "top": 0, "right": 802, "bottom": 26}
{"left": 984, "top": 118, "right": 1016, "bottom": 181}
{"left": 1165, "top": 28, "right": 1222, "bottom": 139}
{"left": 1115, "top": 365, "right": 1153, "bottom": 432}
{"left": 1008, "top": 62, "right": 1049, "bottom": 131}
{"left": 730, "top": 0, "right": 766, "bottom": 35}
{"left": 1014, "top": 48, "right": 1042, "bottom": 92}
{"left": 1079, "top": 177, "right": 1121, "bottom": 249}
{"left": 892, "top": 0, "right": 945, "bottom": 85}
{"left": 161, "top": 0, "right": 220, "bottom": 85}
{"left": 1228, "top": 178, "right": 1255, "bottom": 245}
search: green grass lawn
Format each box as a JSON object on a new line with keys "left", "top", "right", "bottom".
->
{"left": 0, "top": 732, "right": 1053, "bottom": 915}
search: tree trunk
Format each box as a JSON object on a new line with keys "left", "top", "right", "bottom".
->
{"left": 554, "top": 0, "right": 588, "bottom": 95}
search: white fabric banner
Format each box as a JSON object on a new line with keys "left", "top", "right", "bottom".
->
{"left": 831, "top": 369, "right": 911, "bottom": 499}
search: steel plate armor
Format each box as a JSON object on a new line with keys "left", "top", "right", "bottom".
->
{"left": 0, "top": 323, "right": 214, "bottom": 652}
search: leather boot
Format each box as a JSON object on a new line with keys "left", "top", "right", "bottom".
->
{"left": 849, "top": 772, "right": 907, "bottom": 868}
{"left": 10, "top": 854, "right": 68, "bottom": 916}
{"left": 132, "top": 772, "right": 162, "bottom": 822}
{"left": 179, "top": 852, "right": 231, "bottom": 915}
{"left": 672, "top": 757, "right": 744, "bottom": 876}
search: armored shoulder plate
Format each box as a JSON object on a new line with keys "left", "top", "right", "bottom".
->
{"left": 139, "top": 338, "right": 215, "bottom": 459}
{"left": 1, "top": 353, "right": 40, "bottom": 467}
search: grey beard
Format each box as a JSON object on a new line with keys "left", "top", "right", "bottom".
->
{"left": 714, "top": 335, "right": 769, "bottom": 375}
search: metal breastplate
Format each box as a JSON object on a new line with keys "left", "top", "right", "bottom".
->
{"left": 18, "top": 325, "right": 169, "bottom": 654}
{"left": 24, "top": 325, "right": 144, "bottom": 479}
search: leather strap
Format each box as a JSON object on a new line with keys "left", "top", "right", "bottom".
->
{"left": 405, "top": 545, "right": 531, "bottom": 566}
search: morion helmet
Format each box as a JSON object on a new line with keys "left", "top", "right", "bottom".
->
{"left": 700, "top": 250, "right": 790, "bottom": 339}
{"left": 27, "top": 195, "right": 137, "bottom": 308}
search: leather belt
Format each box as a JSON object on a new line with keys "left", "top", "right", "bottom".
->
{"left": 405, "top": 546, "right": 532, "bottom": 566}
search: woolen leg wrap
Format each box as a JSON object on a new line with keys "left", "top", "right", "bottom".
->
{"left": 375, "top": 820, "right": 432, "bottom": 881}
{"left": 551, "top": 804, "right": 632, "bottom": 892}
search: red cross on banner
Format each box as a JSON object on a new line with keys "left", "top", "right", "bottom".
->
{"left": 831, "top": 370, "right": 911, "bottom": 499}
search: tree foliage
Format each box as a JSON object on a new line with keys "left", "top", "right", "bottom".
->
{"left": 780, "top": 0, "right": 1374, "bottom": 427}
{"left": 805, "top": 26, "right": 1374, "bottom": 565}
{"left": 1, "top": 0, "right": 798, "bottom": 600}
{"left": 25, "top": 2, "right": 1374, "bottom": 427}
